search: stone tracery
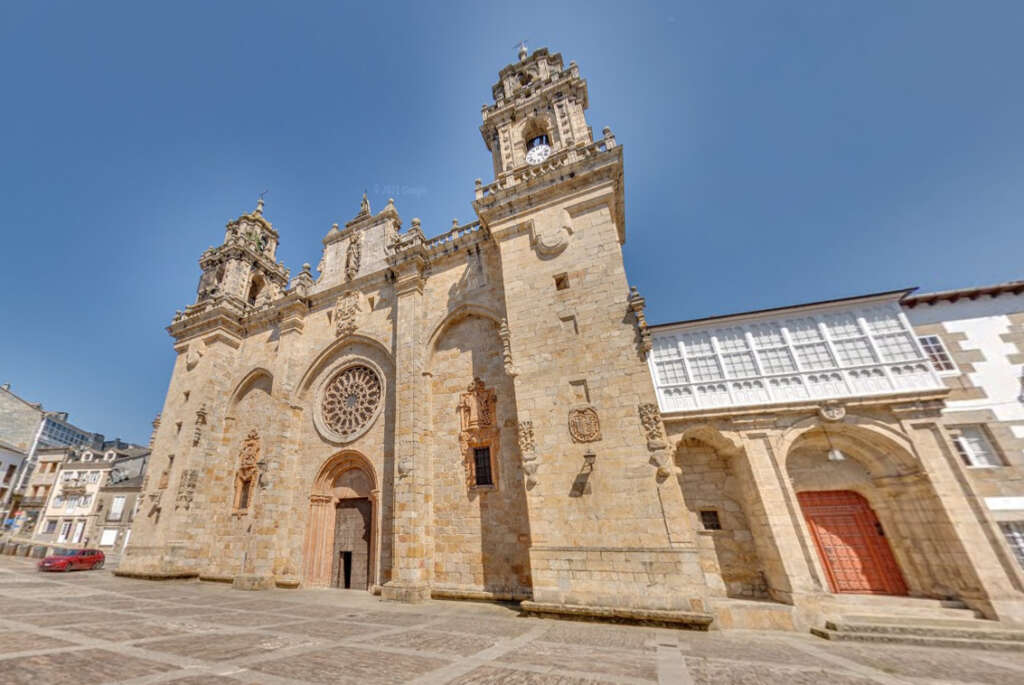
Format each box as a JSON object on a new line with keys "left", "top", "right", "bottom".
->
{"left": 322, "top": 365, "right": 382, "bottom": 441}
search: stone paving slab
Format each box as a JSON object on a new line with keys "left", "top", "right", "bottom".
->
{"left": 0, "top": 647, "right": 176, "bottom": 685}
{"left": 249, "top": 645, "right": 450, "bottom": 683}
{"left": 3, "top": 556, "right": 1024, "bottom": 683}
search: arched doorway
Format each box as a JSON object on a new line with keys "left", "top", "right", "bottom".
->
{"left": 303, "top": 452, "right": 378, "bottom": 590}
{"left": 797, "top": 490, "right": 907, "bottom": 596}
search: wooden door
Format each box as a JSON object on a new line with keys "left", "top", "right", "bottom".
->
{"left": 797, "top": 490, "right": 907, "bottom": 596}
{"left": 332, "top": 498, "right": 371, "bottom": 590}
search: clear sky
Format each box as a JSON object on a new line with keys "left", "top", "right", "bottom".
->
{"left": 1, "top": 1, "right": 1022, "bottom": 444}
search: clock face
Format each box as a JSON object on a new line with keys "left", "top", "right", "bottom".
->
{"left": 525, "top": 143, "right": 551, "bottom": 165}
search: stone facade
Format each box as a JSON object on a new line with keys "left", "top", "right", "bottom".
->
{"left": 648, "top": 288, "right": 1024, "bottom": 626}
{"left": 118, "top": 48, "right": 710, "bottom": 620}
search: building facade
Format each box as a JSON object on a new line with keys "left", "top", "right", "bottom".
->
{"left": 0, "top": 384, "right": 108, "bottom": 530}
{"left": 90, "top": 453, "right": 148, "bottom": 563}
{"left": 31, "top": 444, "right": 147, "bottom": 551}
{"left": 903, "top": 283, "right": 1024, "bottom": 574}
{"left": 119, "top": 47, "right": 710, "bottom": 620}
{"left": 647, "top": 286, "right": 1024, "bottom": 625}
{"left": 119, "top": 47, "right": 1024, "bottom": 629}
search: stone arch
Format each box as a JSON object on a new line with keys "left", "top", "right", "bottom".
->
{"left": 517, "top": 112, "right": 559, "bottom": 151}
{"left": 783, "top": 419, "right": 985, "bottom": 601}
{"left": 303, "top": 450, "right": 379, "bottom": 590}
{"left": 425, "top": 303, "right": 503, "bottom": 354}
{"left": 228, "top": 367, "right": 274, "bottom": 409}
{"left": 294, "top": 333, "right": 393, "bottom": 402}
{"left": 777, "top": 413, "right": 920, "bottom": 477}
{"left": 425, "top": 308, "right": 532, "bottom": 598}
{"left": 673, "top": 423, "right": 768, "bottom": 599}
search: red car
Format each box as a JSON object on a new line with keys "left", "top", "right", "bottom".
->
{"left": 38, "top": 548, "right": 105, "bottom": 572}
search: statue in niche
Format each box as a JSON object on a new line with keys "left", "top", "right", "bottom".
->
{"left": 458, "top": 378, "right": 499, "bottom": 489}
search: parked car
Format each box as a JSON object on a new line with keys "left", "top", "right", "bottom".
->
{"left": 37, "top": 548, "right": 105, "bottom": 572}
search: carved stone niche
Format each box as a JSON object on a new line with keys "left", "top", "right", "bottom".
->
{"left": 568, "top": 405, "right": 601, "bottom": 443}
{"left": 233, "top": 430, "right": 260, "bottom": 513}
{"left": 458, "top": 378, "right": 500, "bottom": 490}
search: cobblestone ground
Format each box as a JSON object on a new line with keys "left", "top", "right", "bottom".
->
{"left": 1, "top": 557, "right": 1023, "bottom": 684}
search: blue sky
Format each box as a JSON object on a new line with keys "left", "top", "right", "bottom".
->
{"left": 1, "top": 1, "right": 1022, "bottom": 444}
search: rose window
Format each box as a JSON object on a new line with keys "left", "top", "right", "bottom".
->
{"left": 321, "top": 365, "right": 382, "bottom": 440}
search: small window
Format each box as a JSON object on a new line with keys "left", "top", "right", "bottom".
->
{"left": 1000, "top": 522, "right": 1024, "bottom": 571}
{"left": 918, "top": 335, "right": 957, "bottom": 373}
{"left": 99, "top": 528, "right": 118, "bottom": 547}
{"left": 700, "top": 510, "right": 722, "bottom": 531}
{"left": 526, "top": 133, "right": 549, "bottom": 150}
{"left": 554, "top": 273, "right": 569, "bottom": 291}
{"left": 952, "top": 426, "right": 1003, "bottom": 467}
{"left": 473, "top": 447, "right": 493, "bottom": 486}
{"left": 82, "top": 452, "right": 93, "bottom": 462}
{"left": 44, "top": 519, "right": 57, "bottom": 534}
{"left": 237, "top": 478, "right": 251, "bottom": 510}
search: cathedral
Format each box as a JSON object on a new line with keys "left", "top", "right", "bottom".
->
{"left": 119, "top": 47, "right": 1024, "bottom": 632}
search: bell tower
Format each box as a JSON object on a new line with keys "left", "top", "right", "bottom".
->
{"left": 479, "top": 48, "right": 593, "bottom": 179}
{"left": 473, "top": 48, "right": 708, "bottom": 620}
{"left": 194, "top": 197, "right": 289, "bottom": 309}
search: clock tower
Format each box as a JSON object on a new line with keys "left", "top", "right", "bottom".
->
{"left": 474, "top": 49, "right": 708, "bottom": 617}
{"left": 479, "top": 48, "right": 593, "bottom": 178}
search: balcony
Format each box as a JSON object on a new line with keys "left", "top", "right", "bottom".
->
{"left": 650, "top": 298, "right": 945, "bottom": 415}
{"left": 19, "top": 497, "right": 47, "bottom": 508}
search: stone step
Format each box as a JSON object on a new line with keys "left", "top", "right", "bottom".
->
{"left": 829, "top": 605, "right": 983, "bottom": 620}
{"left": 825, "top": 620, "right": 1024, "bottom": 642}
{"left": 811, "top": 626, "right": 1024, "bottom": 651}
{"left": 819, "top": 595, "right": 968, "bottom": 610}
{"left": 833, "top": 615, "right": 997, "bottom": 630}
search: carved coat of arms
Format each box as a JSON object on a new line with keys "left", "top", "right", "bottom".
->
{"left": 568, "top": 406, "right": 602, "bottom": 443}
{"left": 333, "top": 290, "right": 362, "bottom": 338}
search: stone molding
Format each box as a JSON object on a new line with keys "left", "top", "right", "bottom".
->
{"left": 312, "top": 356, "right": 386, "bottom": 445}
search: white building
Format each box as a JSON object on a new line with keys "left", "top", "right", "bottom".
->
{"left": 903, "top": 281, "right": 1024, "bottom": 571}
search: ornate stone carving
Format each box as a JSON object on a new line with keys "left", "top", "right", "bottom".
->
{"left": 321, "top": 365, "right": 382, "bottom": 441}
{"left": 638, "top": 403, "right": 667, "bottom": 450}
{"left": 568, "top": 406, "right": 602, "bottom": 443}
{"left": 345, "top": 231, "right": 362, "bottom": 281}
{"left": 333, "top": 290, "right": 363, "bottom": 338}
{"left": 818, "top": 402, "right": 846, "bottom": 422}
{"left": 628, "top": 286, "right": 652, "bottom": 358}
{"left": 397, "top": 455, "right": 414, "bottom": 480}
{"left": 498, "top": 318, "right": 517, "bottom": 376}
{"left": 192, "top": 404, "right": 207, "bottom": 447}
{"left": 517, "top": 419, "right": 538, "bottom": 490}
{"left": 458, "top": 378, "right": 499, "bottom": 489}
{"left": 175, "top": 469, "right": 199, "bottom": 511}
{"left": 238, "top": 430, "right": 260, "bottom": 479}
{"left": 185, "top": 343, "right": 204, "bottom": 370}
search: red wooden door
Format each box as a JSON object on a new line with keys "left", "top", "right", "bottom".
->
{"left": 797, "top": 490, "right": 907, "bottom": 596}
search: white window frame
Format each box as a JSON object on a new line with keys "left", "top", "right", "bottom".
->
{"left": 71, "top": 520, "right": 85, "bottom": 543}
{"left": 952, "top": 425, "right": 1003, "bottom": 468}
{"left": 1000, "top": 522, "right": 1024, "bottom": 571}
{"left": 918, "top": 335, "right": 958, "bottom": 375}
{"left": 109, "top": 496, "right": 125, "bottom": 521}
{"left": 99, "top": 528, "right": 118, "bottom": 547}
{"left": 57, "top": 521, "right": 72, "bottom": 542}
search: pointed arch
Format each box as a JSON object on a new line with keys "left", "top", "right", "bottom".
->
{"left": 426, "top": 303, "right": 504, "bottom": 353}
{"left": 293, "top": 332, "right": 393, "bottom": 401}
{"left": 228, "top": 367, "right": 274, "bottom": 409}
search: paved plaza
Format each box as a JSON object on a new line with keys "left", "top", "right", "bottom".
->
{"left": 0, "top": 557, "right": 1022, "bottom": 684}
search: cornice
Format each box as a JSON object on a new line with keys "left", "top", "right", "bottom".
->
{"left": 473, "top": 142, "right": 624, "bottom": 240}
